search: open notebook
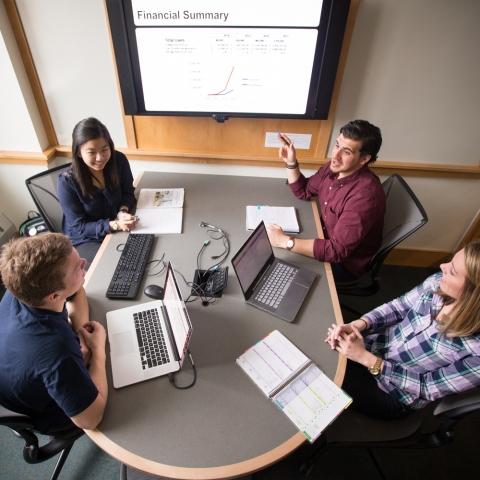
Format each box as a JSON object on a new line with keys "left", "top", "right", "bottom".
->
{"left": 237, "top": 330, "right": 351, "bottom": 442}
{"left": 133, "top": 188, "right": 184, "bottom": 234}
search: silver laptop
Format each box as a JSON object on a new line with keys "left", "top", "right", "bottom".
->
{"left": 231, "top": 221, "right": 316, "bottom": 322}
{"left": 106, "top": 263, "right": 192, "bottom": 388}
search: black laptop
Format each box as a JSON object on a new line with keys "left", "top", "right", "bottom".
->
{"left": 231, "top": 221, "right": 316, "bottom": 322}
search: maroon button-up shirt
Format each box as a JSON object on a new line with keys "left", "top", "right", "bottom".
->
{"left": 289, "top": 162, "right": 385, "bottom": 277}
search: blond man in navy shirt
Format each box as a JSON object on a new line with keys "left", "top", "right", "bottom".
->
{"left": 0, "top": 234, "right": 107, "bottom": 433}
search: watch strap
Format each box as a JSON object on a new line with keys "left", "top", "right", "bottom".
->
{"left": 368, "top": 356, "right": 383, "bottom": 376}
{"left": 286, "top": 237, "right": 295, "bottom": 250}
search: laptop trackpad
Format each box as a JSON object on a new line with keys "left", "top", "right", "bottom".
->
{"left": 111, "top": 332, "right": 136, "bottom": 356}
{"left": 277, "top": 282, "right": 309, "bottom": 321}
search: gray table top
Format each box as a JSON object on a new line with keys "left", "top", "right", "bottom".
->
{"left": 84, "top": 171, "right": 343, "bottom": 479}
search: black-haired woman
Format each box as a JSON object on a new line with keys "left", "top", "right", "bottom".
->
{"left": 57, "top": 117, "right": 137, "bottom": 265}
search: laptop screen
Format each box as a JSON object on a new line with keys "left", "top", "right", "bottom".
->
{"left": 163, "top": 263, "right": 192, "bottom": 363}
{"left": 231, "top": 221, "right": 274, "bottom": 295}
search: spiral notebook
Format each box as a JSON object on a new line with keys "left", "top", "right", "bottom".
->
{"left": 237, "top": 330, "right": 351, "bottom": 442}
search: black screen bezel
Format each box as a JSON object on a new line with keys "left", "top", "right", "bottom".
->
{"left": 106, "top": 0, "right": 351, "bottom": 120}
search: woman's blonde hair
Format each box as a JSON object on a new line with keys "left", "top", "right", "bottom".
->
{"left": 440, "top": 240, "right": 480, "bottom": 337}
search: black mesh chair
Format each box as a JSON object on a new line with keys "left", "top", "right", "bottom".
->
{"left": 0, "top": 404, "right": 84, "bottom": 480}
{"left": 25, "top": 163, "right": 71, "bottom": 233}
{"left": 337, "top": 174, "right": 428, "bottom": 298}
{"left": 301, "top": 387, "right": 480, "bottom": 479}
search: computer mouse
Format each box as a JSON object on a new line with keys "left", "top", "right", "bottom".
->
{"left": 144, "top": 284, "right": 164, "bottom": 300}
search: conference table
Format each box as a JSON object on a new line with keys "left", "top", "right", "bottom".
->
{"left": 84, "top": 171, "right": 345, "bottom": 479}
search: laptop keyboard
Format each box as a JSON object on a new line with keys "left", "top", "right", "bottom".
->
{"left": 254, "top": 263, "right": 298, "bottom": 309}
{"left": 133, "top": 308, "right": 170, "bottom": 370}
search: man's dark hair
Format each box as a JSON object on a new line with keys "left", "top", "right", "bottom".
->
{"left": 340, "top": 119, "right": 382, "bottom": 164}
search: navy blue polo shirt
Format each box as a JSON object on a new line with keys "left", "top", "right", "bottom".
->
{"left": 0, "top": 291, "right": 98, "bottom": 433}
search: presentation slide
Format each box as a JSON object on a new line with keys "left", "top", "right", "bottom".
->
{"left": 131, "top": 0, "right": 323, "bottom": 27}
{"left": 136, "top": 28, "right": 318, "bottom": 114}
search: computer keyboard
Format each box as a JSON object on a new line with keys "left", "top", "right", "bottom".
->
{"left": 106, "top": 233, "right": 155, "bottom": 299}
{"left": 134, "top": 308, "right": 170, "bottom": 369}
{"left": 254, "top": 262, "right": 297, "bottom": 309}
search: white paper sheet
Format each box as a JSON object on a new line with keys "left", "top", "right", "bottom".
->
{"left": 132, "top": 208, "right": 182, "bottom": 234}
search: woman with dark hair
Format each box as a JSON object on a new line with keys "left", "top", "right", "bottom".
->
{"left": 57, "top": 117, "right": 137, "bottom": 264}
{"left": 326, "top": 240, "right": 480, "bottom": 419}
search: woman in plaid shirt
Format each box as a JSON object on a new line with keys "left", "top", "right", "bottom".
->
{"left": 326, "top": 240, "right": 480, "bottom": 419}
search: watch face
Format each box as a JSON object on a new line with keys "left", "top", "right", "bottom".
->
{"left": 286, "top": 239, "right": 294, "bottom": 249}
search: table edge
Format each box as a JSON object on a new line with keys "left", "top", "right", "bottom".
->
{"left": 82, "top": 177, "right": 346, "bottom": 478}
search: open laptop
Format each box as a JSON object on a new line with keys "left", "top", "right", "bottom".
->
{"left": 106, "top": 263, "right": 192, "bottom": 388}
{"left": 231, "top": 221, "right": 316, "bottom": 322}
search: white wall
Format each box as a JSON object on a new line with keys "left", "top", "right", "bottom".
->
{"left": 0, "top": 1, "right": 46, "bottom": 151}
{"left": 330, "top": 0, "right": 480, "bottom": 166}
{"left": 15, "top": 0, "right": 127, "bottom": 147}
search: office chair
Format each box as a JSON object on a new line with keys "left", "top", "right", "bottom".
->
{"left": 25, "top": 163, "right": 72, "bottom": 233}
{"left": 0, "top": 404, "right": 84, "bottom": 480}
{"left": 301, "top": 386, "right": 480, "bottom": 479}
{"left": 336, "top": 174, "right": 428, "bottom": 298}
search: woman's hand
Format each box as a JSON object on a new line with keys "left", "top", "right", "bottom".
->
{"left": 110, "top": 213, "right": 138, "bottom": 232}
{"left": 336, "top": 325, "right": 368, "bottom": 362}
{"left": 117, "top": 211, "right": 134, "bottom": 222}
{"left": 327, "top": 323, "right": 378, "bottom": 368}
{"left": 325, "top": 318, "right": 368, "bottom": 350}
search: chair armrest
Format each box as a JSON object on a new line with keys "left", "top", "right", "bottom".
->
{"left": 1, "top": 404, "right": 83, "bottom": 464}
{"left": 0, "top": 405, "right": 35, "bottom": 430}
{"left": 434, "top": 387, "right": 480, "bottom": 420}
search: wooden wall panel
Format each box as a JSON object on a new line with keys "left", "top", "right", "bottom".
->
{"left": 133, "top": 116, "right": 328, "bottom": 160}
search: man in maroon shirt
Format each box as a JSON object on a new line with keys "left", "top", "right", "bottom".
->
{"left": 267, "top": 119, "right": 385, "bottom": 282}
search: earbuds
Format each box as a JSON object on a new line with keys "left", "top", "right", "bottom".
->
{"left": 200, "top": 221, "right": 224, "bottom": 233}
{"left": 203, "top": 239, "right": 210, "bottom": 246}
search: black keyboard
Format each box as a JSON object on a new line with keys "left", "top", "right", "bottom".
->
{"left": 106, "top": 234, "right": 155, "bottom": 299}
{"left": 134, "top": 308, "right": 170, "bottom": 370}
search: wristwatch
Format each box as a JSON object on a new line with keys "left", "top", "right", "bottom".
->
{"left": 368, "top": 356, "right": 383, "bottom": 376}
{"left": 111, "top": 220, "right": 120, "bottom": 232}
{"left": 286, "top": 237, "right": 295, "bottom": 250}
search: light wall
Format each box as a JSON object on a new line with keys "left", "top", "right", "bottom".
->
{"left": 14, "top": 0, "right": 126, "bottom": 146}
{"left": 0, "top": 0, "right": 46, "bottom": 151}
{"left": 0, "top": 0, "right": 479, "bottom": 255}
{"left": 331, "top": 0, "right": 480, "bottom": 166}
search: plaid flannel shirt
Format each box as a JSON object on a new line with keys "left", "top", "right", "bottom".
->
{"left": 363, "top": 273, "right": 480, "bottom": 408}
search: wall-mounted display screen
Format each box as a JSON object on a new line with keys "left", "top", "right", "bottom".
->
{"left": 107, "top": 0, "right": 350, "bottom": 120}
